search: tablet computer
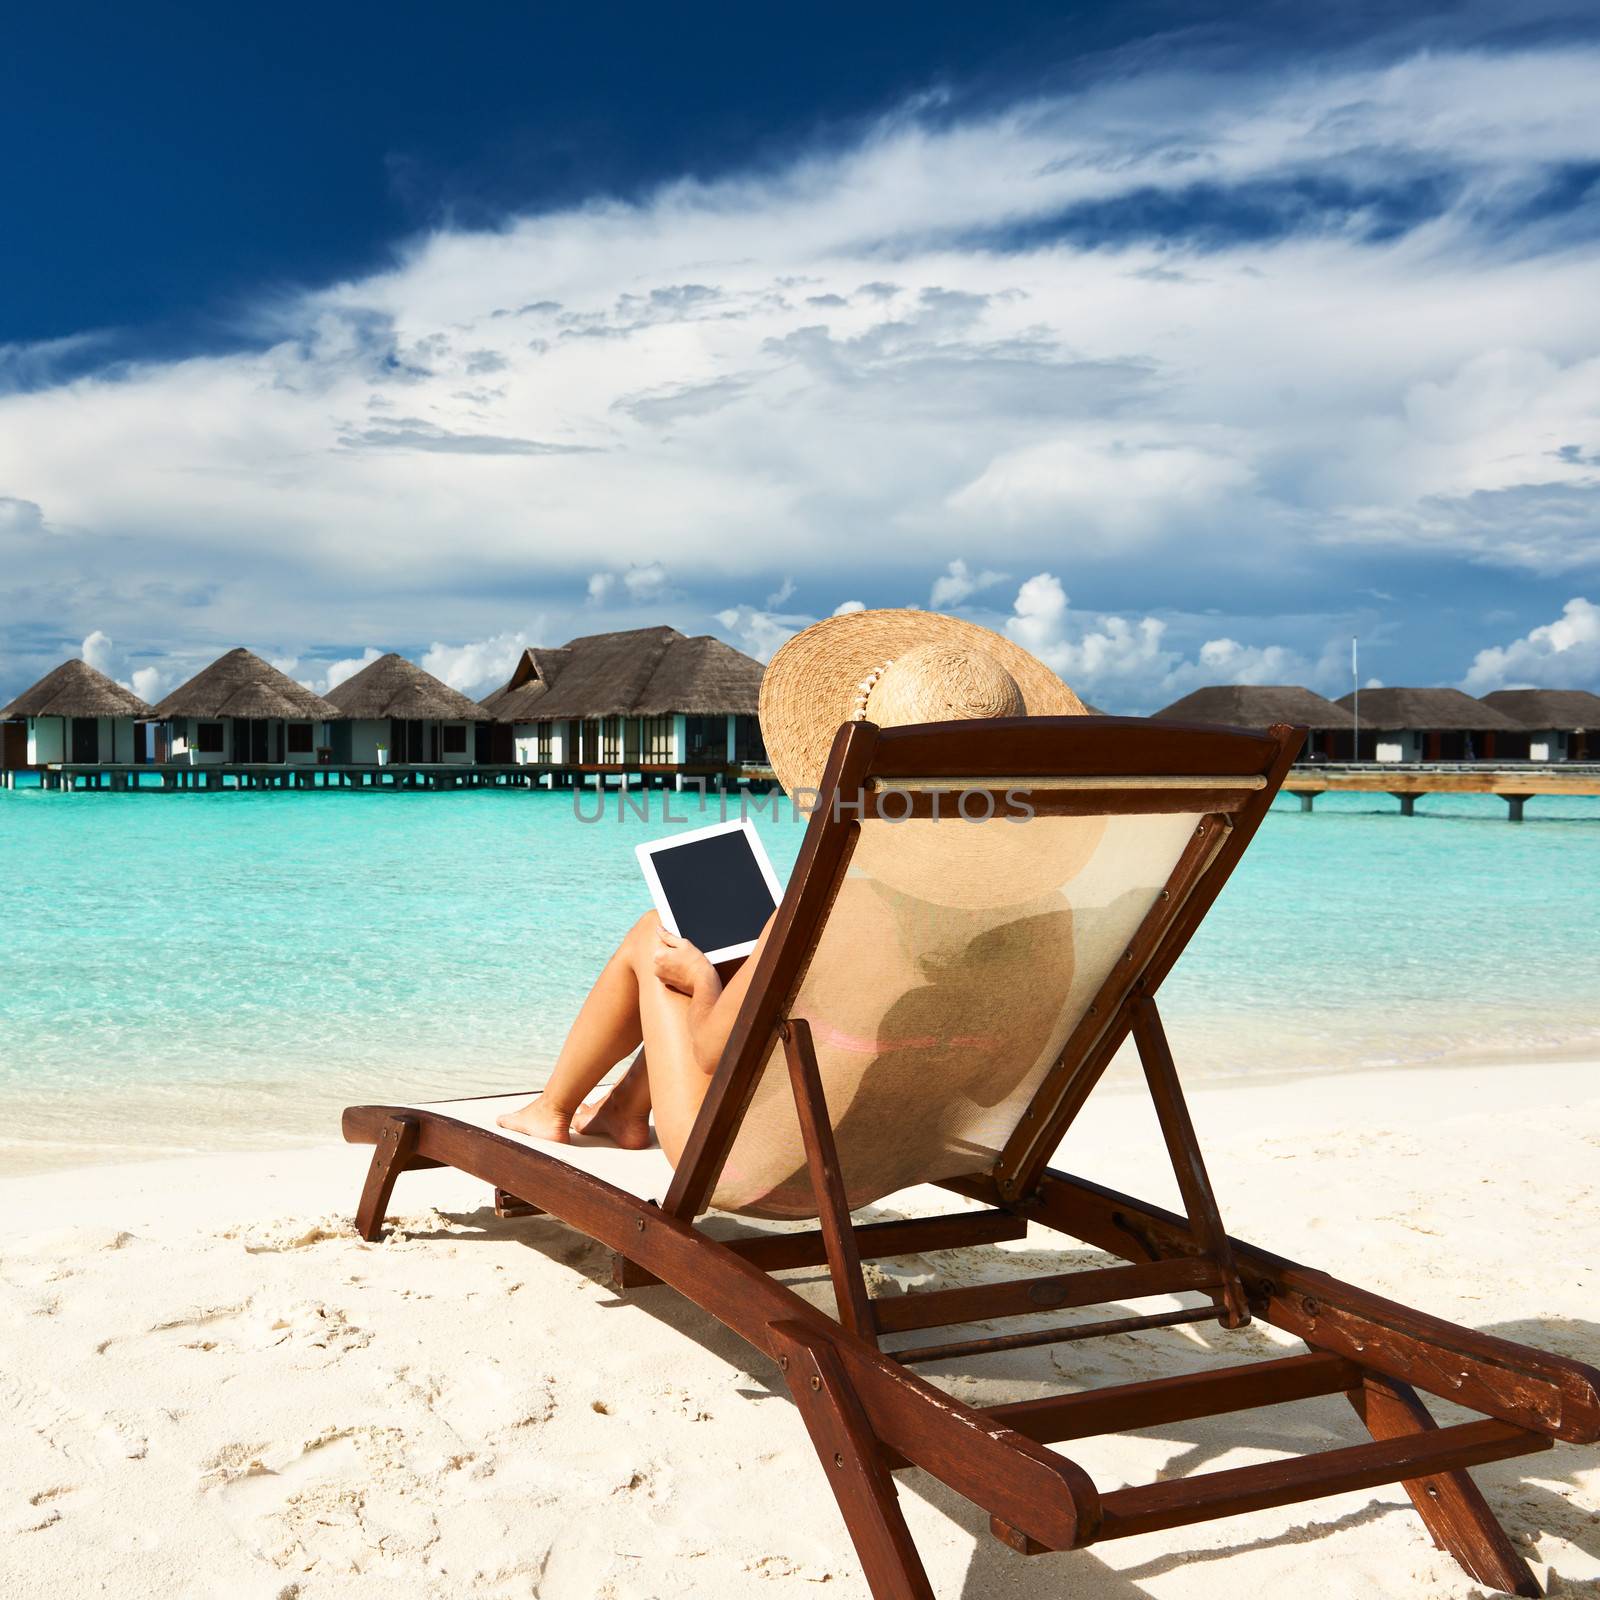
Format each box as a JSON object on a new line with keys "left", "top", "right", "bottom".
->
{"left": 635, "top": 819, "right": 783, "bottom": 963}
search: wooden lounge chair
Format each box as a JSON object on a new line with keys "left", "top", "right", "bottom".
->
{"left": 344, "top": 716, "right": 1599, "bottom": 1598}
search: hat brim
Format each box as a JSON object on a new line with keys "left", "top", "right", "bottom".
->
{"left": 759, "top": 609, "right": 1087, "bottom": 797}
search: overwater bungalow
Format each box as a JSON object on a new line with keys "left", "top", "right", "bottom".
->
{"left": 0, "top": 659, "right": 150, "bottom": 781}
{"left": 148, "top": 648, "right": 338, "bottom": 765}
{"left": 323, "top": 652, "right": 488, "bottom": 765}
{"left": 1333, "top": 686, "right": 1521, "bottom": 762}
{"left": 478, "top": 625, "right": 764, "bottom": 777}
{"left": 1477, "top": 689, "right": 1600, "bottom": 762}
{"left": 1151, "top": 685, "right": 1350, "bottom": 758}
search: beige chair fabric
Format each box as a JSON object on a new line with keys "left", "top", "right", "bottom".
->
{"left": 711, "top": 807, "right": 1207, "bottom": 1218}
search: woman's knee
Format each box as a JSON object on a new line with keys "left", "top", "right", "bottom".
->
{"left": 621, "top": 911, "right": 659, "bottom": 957}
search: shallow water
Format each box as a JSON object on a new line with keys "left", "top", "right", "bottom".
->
{"left": 1, "top": 781, "right": 1596, "bottom": 1171}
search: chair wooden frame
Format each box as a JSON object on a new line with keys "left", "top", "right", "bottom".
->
{"left": 345, "top": 716, "right": 1599, "bottom": 1598}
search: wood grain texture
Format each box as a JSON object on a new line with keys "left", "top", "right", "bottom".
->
{"left": 612, "top": 1208, "right": 1028, "bottom": 1289}
{"left": 972, "top": 1166, "right": 1600, "bottom": 1443}
{"left": 1132, "top": 997, "right": 1249, "bottom": 1326}
{"left": 1351, "top": 1373, "right": 1542, "bottom": 1597}
{"left": 783, "top": 1018, "right": 878, "bottom": 1339}
{"left": 343, "top": 1101, "right": 1102, "bottom": 1552}
{"left": 871, "top": 1256, "right": 1222, "bottom": 1335}
{"left": 1095, "top": 1418, "right": 1544, "bottom": 1542}
{"left": 354, "top": 1115, "right": 419, "bottom": 1241}
{"left": 771, "top": 1323, "right": 935, "bottom": 1600}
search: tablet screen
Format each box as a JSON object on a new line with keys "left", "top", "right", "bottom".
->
{"left": 639, "top": 824, "right": 780, "bottom": 961}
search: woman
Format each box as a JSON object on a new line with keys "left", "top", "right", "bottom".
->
{"left": 494, "top": 911, "right": 765, "bottom": 1162}
{"left": 496, "top": 608, "right": 1091, "bottom": 1169}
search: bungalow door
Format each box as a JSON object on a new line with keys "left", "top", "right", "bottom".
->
{"left": 70, "top": 717, "right": 99, "bottom": 763}
{"left": 250, "top": 720, "right": 270, "bottom": 763}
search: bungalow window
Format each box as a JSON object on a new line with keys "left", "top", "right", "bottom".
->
{"left": 601, "top": 716, "right": 623, "bottom": 764}
{"left": 442, "top": 724, "right": 467, "bottom": 756}
{"left": 536, "top": 721, "right": 552, "bottom": 763}
{"left": 684, "top": 715, "right": 723, "bottom": 762}
{"left": 640, "top": 715, "right": 674, "bottom": 763}
{"left": 734, "top": 714, "right": 767, "bottom": 763}
{"left": 286, "top": 722, "right": 314, "bottom": 754}
{"left": 195, "top": 721, "right": 225, "bottom": 754}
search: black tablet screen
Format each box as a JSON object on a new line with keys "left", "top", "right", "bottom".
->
{"left": 650, "top": 830, "right": 778, "bottom": 954}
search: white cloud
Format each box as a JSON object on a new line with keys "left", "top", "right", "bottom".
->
{"left": 1007, "top": 574, "right": 1172, "bottom": 700}
{"left": 1191, "top": 637, "right": 1309, "bottom": 686}
{"left": 325, "top": 649, "right": 385, "bottom": 693}
{"left": 420, "top": 630, "right": 537, "bottom": 695}
{"left": 930, "top": 558, "right": 1007, "bottom": 609}
{"left": 129, "top": 665, "right": 174, "bottom": 703}
{"left": 946, "top": 434, "right": 1255, "bottom": 542}
{"left": 1460, "top": 597, "right": 1600, "bottom": 691}
{"left": 585, "top": 564, "right": 672, "bottom": 607}
{"left": 1002, "top": 572, "right": 1336, "bottom": 711}
{"left": 285, "top": 647, "right": 386, "bottom": 696}
{"left": 4, "top": 43, "right": 1600, "bottom": 694}
{"left": 0, "top": 496, "right": 45, "bottom": 535}
{"left": 715, "top": 604, "right": 812, "bottom": 662}
{"left": 622, "top": 563, "right": 670, "bottom": 601}
{"left": 76, "top": 633, "right": 195, "bottom": 705}
{"left": 81, "top": 629, "right": 118, "bottom": 677}
{"left": 833, "top": 600, "right": 866, "bottom": 615}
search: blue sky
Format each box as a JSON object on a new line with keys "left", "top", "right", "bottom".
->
{"left": 3, "top": 1, "right": 1599, "bottom": 709}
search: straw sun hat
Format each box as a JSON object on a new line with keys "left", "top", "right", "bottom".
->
{"left": 759, "top": 610, "right": 1100, "bottom": 909}
{"left": 759, "top": 608, "right": 1089, "bottom": 798}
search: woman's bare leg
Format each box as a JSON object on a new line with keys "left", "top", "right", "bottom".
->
{"left": 570, "top": 1049, "right": 652, "bottom": 1148}
{"left": 496, "top": 915, "right": 656, "bottom": 1142}
{"left": 568, "top": 950, "right": 747, "bottom": 1147}
{"left": 496, "top": 911, "right": 724, "bottom": 1163}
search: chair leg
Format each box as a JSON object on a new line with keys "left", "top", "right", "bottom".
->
{"left": 1350, "top": 1374, "right": 1541, "bottom": 1597}
{"left": 782, "top": 1019, "right": 878, "bottom": 1340}
{"left": 355, "top": 1116, "right": 420, "bottom": 1241}
{"left": 1132, "top": 997, "right": 1250, "bottom": 1327}
{"left": 769, "top": 1323, "right": 933, "bottom": 1600}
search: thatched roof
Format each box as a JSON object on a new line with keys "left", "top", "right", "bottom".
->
{"left": 150, "top": 648, "right": 339, "bottom": 720}
{"left": 1478, "top": 688, "right": 1600, "bottom": 731}
{"left": 476, "top": 646, "right": 575, "bottom": 722}
{"left": 0, "top": 658, "right": 149, "bottom": 720}
{"left": 1333, "top": 686, "right": 1521, "bottom": 732}
{"left": 1153, "top": 685, "right": 1350, "bottom": 730}
{"left": 479, "top": 627, "right": 762, "bottom": 721}
{"left": 324, "top": 652, "right": 488, "bottom": 721}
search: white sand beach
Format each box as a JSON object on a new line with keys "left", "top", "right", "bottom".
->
{"left": 3, "top": 1052, "right": 1597, "bottom": 1600}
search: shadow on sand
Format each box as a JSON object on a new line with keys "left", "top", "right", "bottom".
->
{"left": 406, "top": 1200, "right": 1600, "bottom": 1595}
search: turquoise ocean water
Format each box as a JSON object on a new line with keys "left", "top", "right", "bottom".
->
{"left": 1, "top": 781, "right": 1596, "bottom": 1174}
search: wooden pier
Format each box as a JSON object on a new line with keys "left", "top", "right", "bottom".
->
{"left": 3, "top": 761, "right": 777, "bottom": 794}
{"left": 6, "top": 758, "right": 1594, "bottom": 820}
{"left": 1284, "top": 762, "right": 1600, "bottom": 820}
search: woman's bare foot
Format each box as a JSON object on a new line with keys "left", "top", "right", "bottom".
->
{"left": 570, "top": 1088, "right": 653, "bottom": 1149}
{"left": 496, "top": 1098, "right": 574, "bottom": 1143}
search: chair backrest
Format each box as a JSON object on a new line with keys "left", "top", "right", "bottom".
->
{"left": 665, "top": 716, "right": 1297, "bottom": 1220}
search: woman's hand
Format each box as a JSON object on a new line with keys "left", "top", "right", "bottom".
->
{"left": 652, "top": 925, "right": 716, "bottom": 996}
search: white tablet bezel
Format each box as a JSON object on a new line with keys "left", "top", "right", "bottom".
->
{"left": 634, "top": 818, "right": 783, "bottom": 963}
